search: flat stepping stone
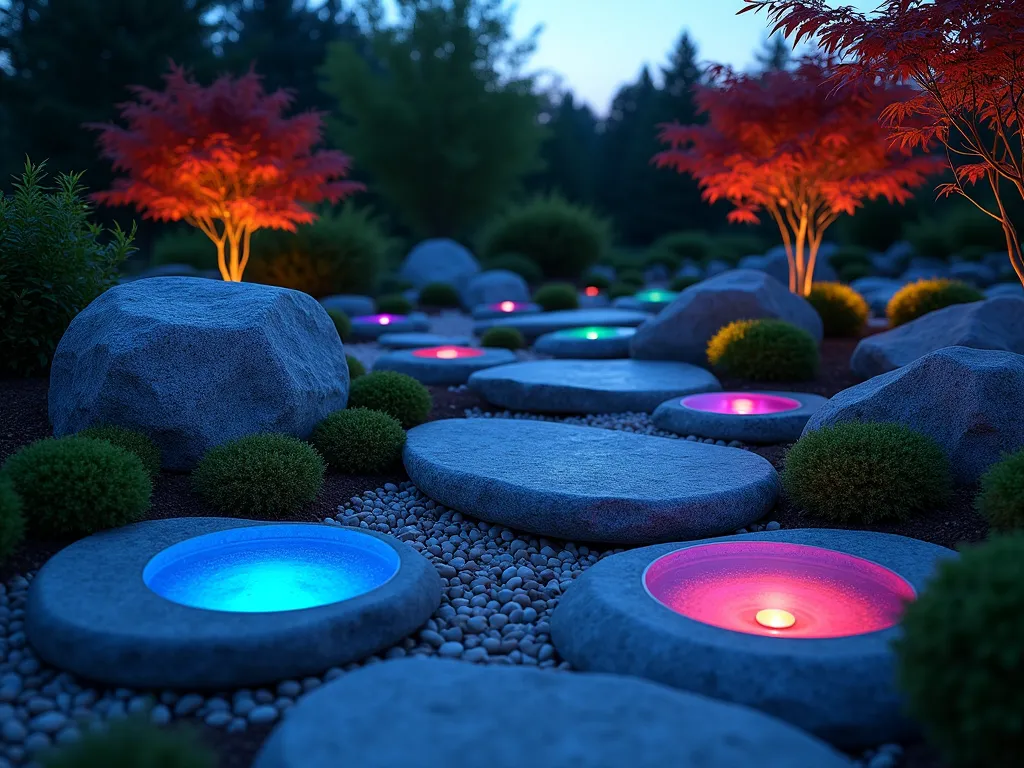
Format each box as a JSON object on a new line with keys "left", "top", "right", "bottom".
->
{"left": 552, "top": 529, "right": 954, "bottom": 749}
{"left": 613, "top": 289, "right": 680, "bottom": 313}
{"left": 533, "top": 326, "right": 636, "bottom": 359}
{"left": 349, "top": 312, "right": 430, "bottom": 341}
{"left": 378, "top": 332, "right": 472, "bottom": 350}
{"left": 25, "top": 519, "right": 441, "bottom": 689}
{"left": 403, "top": 419, "right": 779, "bottom": 543}
{"left": 372, "top": 346, "right": 517, "bottom": 386}
{"left": 474, "top": 308, "right": 649, "bottom": 341}
{"left": 320, "top": 294, "right": 375, "bottom": 317}
{"left": 652, "top": 391, "right": 828, "bottom": 443}
{"left": 468, "top": 359, "right": 721, "bottom": 414}
{"left": 470, "top": 301, "right": 543, "bottom": 320}
{"left": 253, "top": 658, "right": 851, "bottom": 768}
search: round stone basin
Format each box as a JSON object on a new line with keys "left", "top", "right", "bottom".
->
{"left": 555, "top": 326, "right": 636, "bottom": 341}
{"left": 144, "top": 525, "right": 400, "bottom": 613}
{"left": 410, "top": 345, "right": 484, "bottom": 360}
{"left": 634, "top": 289, "right": 679, "bottom": 304}
{"left": 681, "top": 392, "right": 802, "bottom": 416}
{"left": 352, "top": 313, "right": 406, "bottom": 327}
{"left": 643, "top": 541, "right": 916, "bottom": 639}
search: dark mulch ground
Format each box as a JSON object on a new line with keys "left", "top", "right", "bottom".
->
{"left": 0, "top": 338, "right": 981, "bottom": 767}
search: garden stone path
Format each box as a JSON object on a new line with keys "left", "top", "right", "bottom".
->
{"left": 468, "top": 359, "right": 721, "bottom": 414}
{"left": 403, "top": 418, "right": 779, "bottom": 543}
{"left": 252, "top": 658, "right": 853, "bottom": 768}
{"left": 373, "top": 347, "right": 517, "bottom": 386}
{"left": 473, "top": 308, "right": 650, "bottom": 340}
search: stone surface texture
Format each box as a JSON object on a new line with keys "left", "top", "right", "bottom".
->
{"left": 468, "top": 359, "right": 721, "bottom": 414}
{"left": 398, "top": 239, "right": 480, "bottom": 289}
{"left": 473, "top": 309, "right": 650, "bottom": 341}
{"left": 461, "top": 270, "right": 530, "bottom": 309}
{"left": 320, "top": 294, "right": 376, "bottom": 317}
{"left": 48, "top": 277, "right": 349, "bottom": 471}
{"left": 652, "top": 391, "right": 828, "bottom": 443}
{"left": 403, "top": 419, "right": 779, "bottom": 543}
{"left": 805, "top": 345, "right": 1024, "bottom": 484}
{"left": 373, "top": 348, "right": 518, "bottom": 386}
{"left": 630, "top": 270, "right": 824, "bottom": 363}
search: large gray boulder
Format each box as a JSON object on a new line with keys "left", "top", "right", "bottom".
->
{"left": 461, "top": 269, "right": 530, "bottom": 308}
{"left": 630, "top": 269, "right": 823, "bottom": 364}
{"left": 851, "top": 297, "right": 1024, "bottom": 379}
{"left": 949, "top": 261, "right": 996, "bottom": 287}
{"left": 804, "top": 346, "right": 1024, "bottom": 484}
{"left": 398, "top": 239, "right": 480, "bottom": 289}
{"left": 49, "top": 277, "right": 349, "bottom": 471}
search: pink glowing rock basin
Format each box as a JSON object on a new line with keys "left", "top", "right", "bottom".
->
{"left": 352, "top": 314, "right": 407, "bottom": 326}
{"left": 681, "top": 392, "right": 802, "bottom": 416}
{"left": 643, "top": 541, "right": 916, "bottom": 639}
{"left": 411, "top": 346, "right": 484, "bottom": 360}
{"left": 489, "top": 301, "right": 529, "bottom": 313}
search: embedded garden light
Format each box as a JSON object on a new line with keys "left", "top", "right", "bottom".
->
{"left": 348, "top": 313, "right": 429, "bottom": 341}
{"left": 654, "top": 391, "right": 828, "bottom": 444}
{"left": 681, "top": 392, "right": 802, "bottom": 416}
{"left": 353, "top": 313, "right": 405, "bottom": 327}
{"left": 634, "top": 289, "right": 678, "bottom": 304}
{"left": 585, "top": 286, "right": 601, "bottom": 297}
{"left": 411, "top": 346, "right": 484, "bottom": 361}
{"left": 499, "top": 301, "right": 517, "bottom": 312}
{"left": 755, "top": 608, "right": 796, "bottom": 630}
{"left": 531, "top": 326, "right": 638, "bottom": 360}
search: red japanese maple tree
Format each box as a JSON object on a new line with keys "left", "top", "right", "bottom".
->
{"left": 654, "top": 56, "right": 941, "bottom": 295}
{"left": 91, "top": 64, "right": 363, "bottom": 282}
{"left": 743, "top": 0, "right": 1024, "bottom": 285}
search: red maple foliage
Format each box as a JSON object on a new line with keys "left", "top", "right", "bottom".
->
{"left": 743, "top": 0, "right": 1024, "bottom": 285}
{"left": 654, "top": 56, "right": 942, "bottom": 295}
{"left": 91, "top": 64, "right": 363, "bottom": 282}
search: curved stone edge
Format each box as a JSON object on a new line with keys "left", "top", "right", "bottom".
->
{"left": 532, "top": 333, "right": 633, "bottom": 360}
{"left": 651, "top": 392, "right": 829, "bottom": 443}
{"left": 349, "top": 314, "right": 431, "bottom": 341}
{"left": 26, "top": 518, "right": 443, "bottom": 689}
{"left": 550, "top": 528, "right": 956, "bottom": 749}
{"left": 372, "top": 349, "right": 518, "bottom": 385}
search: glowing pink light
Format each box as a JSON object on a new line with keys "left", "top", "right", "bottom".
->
{"left": 498, "top": 301, "right": 518, "bottom": 312}
{"left": 352, "top": 314, "right": 405, "bottom": 326}
{"left": 411, "top": 346, "right": 484, "bottom": 360}
{"left": 643, "top": 541, "right": 916, "bottom": 639}
{"left": 585, "top": 286, "right": 600, "bottom": 297}
{"left": 681, "top": 392, "right": 801, "bottom": 416}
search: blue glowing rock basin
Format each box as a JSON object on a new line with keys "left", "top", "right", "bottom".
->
{"left": 143, "top": 525, "right": 400, "bottom": 613}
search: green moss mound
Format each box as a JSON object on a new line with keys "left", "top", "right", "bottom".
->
{"left": 782, "top": 422, "right": 952, "bottom": 523}
{"left": 480, "top": 326, "right": 525, "bottom": 351}
{"left": 887, "top": 279, "right": 984, "bottom": 327}
{"left": 581, "top": 271, "right": 611, "bottom": 291}
{"left": 1, "top": 436, "right": 151, "bottom": 537}
{"left": 312, "top": 408, "right": 406, "bottom": 474}
{"left": 40, "top": 717, "right": 216, "bottom": 768}
{"left": 0, "top": 479, "right": 25, "bottom": 564}
{"left": 894, "top": 533, "right": 1024, "bottom": 768}
{"left": 645, "top": 232, "right": 711, "bottom": 269}
{"left": 607, "top": 282, "right": 637, "bottom": 300}
{"left": 327, "top": 309, "right": 352, "bottom": 341}
{"left": 76, "top": 425, "right": 162, "bottom": 478}
{"left": 976, "top": 449, "right": 1024, "bottom": 531}
{"left": 347, "top": 355, "right": 366, "bottom": 379}
{"left": 707, "top": 319, "right": 819, "bottom": 381}
{"left": 376, "top": 293, "right": 414, "bottom": 315}
{"left": 192, "top": 434, "right": 325, "bottom": 518}
{"left": 348, "top": 371, "right": 432, "bottom": 429}
{"left": 669, "top": 275, "right": 700, "bottom": 292}
{"left": 484, "top": 253, "right": 543, "bottom": 285}
{"left": 532, "top": 283, "right": 579, "bottom": 312}
{"left": 616, "top": 269, "right": 644, "bottom": 289}
{"left": 418, "top": 282, "right": 461, "bottom": 308}
{"left": 807, "top": 282, "right": 869, "bottom": 337}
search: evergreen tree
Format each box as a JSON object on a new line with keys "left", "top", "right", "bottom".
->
{"left": 754, "top": 33, "right": 793, "bottom": 72}
{"left": 528, "top": 91, "right": 598, "bottom": 205}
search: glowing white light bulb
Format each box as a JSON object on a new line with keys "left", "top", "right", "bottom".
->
{"left": 755, "top": 608, "right": 795, "bottom": 629}
{"left": 499, "top": 301, "right": 516, "bottom": 312}
{"left": 731, "top": 397, "right": 755, "bottom": 415}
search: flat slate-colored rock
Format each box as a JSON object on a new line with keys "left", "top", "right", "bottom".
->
{"left": 320, "top": 294, "right": 376, "bottom": 317}
{"left": 377, "top": 332, "right": 473, "bottom": 350}
{"left": 806, "top": 345, "right": 1024, "bottom": 484}
{"left": 533, "top": 327, "right": 636, "bottom": 359}
{"left": 399, "top": 239, "right": 480, "bottom": 289}
{"left": 372, "top": 347, "right": 517, "bottom": 386}
{"left": 469, "top": 359, "right": 721, "bottom": 414}
{"left": 49, "top": 278, "right": 349, "bottom": 471}
{"left": 987, "top": 282, "right": 1024, "bottom": 299}
{"left": 851, "top": 297, "right": 1024, "bottom": 379}
{"left": 403, "top": 419, "right": 779, "bottom": 543}
{"left": 551, "top": 529, "right": 954, "bottom": 749}
{"left": 471, "top": 301, "right": 542, "bottom": 320}
{"left": 630, "top": 270, "right": 824, "bottom": 364}
{"left": 652, "top": 391, "right": 828, "bottom": 444}
{"left": 348, "top": 312, "right": 430, "bottom": 341}
{"left": 461, "top": 270, "right": 530, "bottom": 309}
{"left": 253, "top": 659, "right": 852, "bottom": 768}
{"left": 474, "top": 308, "right": 649, "bottom": 341}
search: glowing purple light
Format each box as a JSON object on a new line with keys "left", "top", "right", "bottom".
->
{"left": 411, "top": 346, "right": 484, "bottom": 360}
{"left": 681, "top": 392, "right": 802, "bottom": 416}
{"left": 353, "top": 314, "right": 406, "bottom": 326}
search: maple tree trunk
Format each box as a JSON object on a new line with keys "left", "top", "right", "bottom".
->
{"left": 215, "top": 239, "right": 230, "bottom": 282}
{"left": 990, "top": 179, "right": 1024, "bottom": 288}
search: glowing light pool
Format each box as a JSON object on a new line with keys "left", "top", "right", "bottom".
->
{"left": 411, "top": 345, "right": 484, "bottom": 360}
{"left": 144, "top": 525, "right": 401, "bottom": 613}
{"left": 556, "top": 326, "right": 636, "bottom": 341}
{"left": 643, "top": 541, "right": 916, "bottom": 639}
{"left": 353, "top": 313, "right": 406, "bottom": 327}
{"left": 490, "top": 301, "right": 529, "bottom": 313}
{"left": 584, "top": 286, "right": 601, "bottom": 297}
{"left": 681, "top": 392, "right": 803, "bottom": 416}
{"left": 635, "top": 289, "right": 679, "bottom": 304}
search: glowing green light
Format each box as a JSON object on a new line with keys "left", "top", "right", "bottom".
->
{"left": 558, "top": 326, "right": 636, "bottom": 340}
{"left": 635, "top": 289, "right": 679, "bottom": 303}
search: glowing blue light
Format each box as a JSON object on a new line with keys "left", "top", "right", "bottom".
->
{"left": 143, "top": 525, "right": 400, "bottom": 613}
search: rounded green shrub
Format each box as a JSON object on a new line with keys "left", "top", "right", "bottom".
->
{"left": 76, "top": 425, "right": 162, "bottom": 478}
{"left": 311, "top": 408, "right": 406, "bottom": 474}
{"left": 376, "top": 275, "right": 414, "bottom": 296}
{"left": 327, "top": 309, "right": 352, "bottom": 341}
{"left": 904, "top": 216, "right": 957, "bottom": 261}
{"left": 581, "top": 271, "right": 611, "bottom": 291}
{"left": 348, "top": 371, "right": 433, "bottom": 429}
{"left": 646, "top": 232, "right": 712, "bottom": 269}
{"left": 707, "top": 319, "right": 819, "bottom": 381}
{"left": 418, "top": 282, "right": 461, "bottom": 308}
{"left": 669, "top": 275, "right": 701, "bottom": 292}
{"left": 480, "top": 326, "right": 525, "bottom": 351}
{"left": 894, "top": 533, "right": 1024, "bottom": 768}
{"left": 975, "top": 449, "right": 1024, "bottom": 531}
{"left": 479, "top": 195, "right": 611, "bottom": 280}
{"left": 714, "top": 233, "right": 768, "bottom": 265}
{"left": 807, "top": 282, "right": 869, "bottom": 337}
{"left": 347, "top": 355, "right": 366, "bottom": 379}
{"left": 782, "top": 422, "right": 952, "bottom": 523}
{"left": 192, "top": 434, "right": 325, "bottom": 518}
{"left": 887, "top": 279, "right": 985, "bottom": 326}
{"left": 617, "top": 269, "right": 645, "bottom": 288}
{"left": 533, "top": 283, "right": 579, "bottom": 312}
{"left": 151, "top": 228, "right": 216, "bottom": 271}
{"left": 607, "top": 282, "right": 637, "bottom": 300}
{"left": 0, "top": 479, "right": 25, "bottom": 564}
{"left": 39, "top": 717, "right": 216, "bottom": 768}
{"left": 376, "top": 293, "right": 413, "bottom": 315}
{"left": 2, "top": 437, "right": 151, "bottom": 537}
{"left": 484, "top": 253, "right": 544, "bottom": 285}
{"left": 246, "top": 205, "right": 390, "bottom": 298}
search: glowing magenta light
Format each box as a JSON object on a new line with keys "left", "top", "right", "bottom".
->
{"left": 411, "top": 346, "right": 484, "bottom": 360}
{"left": 643, "top": 541, "right": 916, "bottom": 639}
{"left": 681, "top": 392, "right": 802, "bottom": 416}
{"left": 352, "top": 314, "right": 405, "bottom": 326}
{"left": 499, "top": 301, "right": 517, "bottom": 312}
